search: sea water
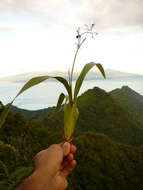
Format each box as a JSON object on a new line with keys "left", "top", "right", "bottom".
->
{"left": 0, "top": 76, "right": 143, "bottom": 110}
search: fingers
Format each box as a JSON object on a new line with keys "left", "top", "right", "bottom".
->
{"left": 70, "top": 144, "right": 77, "bottom": 154}
{"left": 67, "top": 153, "right": 73, "bottom": 161}
{"left": 69, "top": 159, "right": 77, "bottom": 171}
{"left": 61, "top": 159, "right": 77, "bottom": 177}
{"left": 61, "top": 144, "right": 77, "bottom": 177}
{"left": 61, "top": 143, "right": 77, "bottom": 169}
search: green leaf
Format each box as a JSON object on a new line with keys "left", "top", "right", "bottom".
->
{"left": 14, "top": 76, "right": 50, "bottom": 100}
{"left": 54, "top": 93, "right": 65, "bottom": 113}
{"left": 0, "top": 75, "right": 70, "bottom": 128}
{"left": 15, "top": 76, "right": 71, "bottom": 101}
{"left": 64, "top": 101, "right": 79, "bottom": 141}
{"left": 96, "top": 63, "right": 106, "bottom": 79}
{"left": 74, "top": 62, "right": 106, "bottom": 100}
{"left": 54, "top": 77, "right": 71, "bottom": 100}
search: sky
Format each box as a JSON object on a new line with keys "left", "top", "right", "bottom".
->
{"left": 0, "top": 0, "right": 143, "bottom": 77}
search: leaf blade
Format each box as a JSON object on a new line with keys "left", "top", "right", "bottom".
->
{"left": 96, "top": 63, "right": 106, "bottom": 79}
{"left": 64, "top": 101, "right": 79, "bottom": 141}
{"left": 15, "top": 76, "right": 50, "bottom": 99}
{"left": 0, "top": 75, "right": 70, "bottom": 128}
{"left": 15, "top": 76, "right": 71, "bottom": 100}
{"left": 74, "top": 62, "right": 106, "bottom": 100}
{"left": 54, "top": 77, "right": 72, "bottom": 101}
{"left": 55, "top": 93, "right": 65, "bottom": 113}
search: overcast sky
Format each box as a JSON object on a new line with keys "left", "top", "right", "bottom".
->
{"left": 0, "top": 0, "right": 143, "bottom": 77}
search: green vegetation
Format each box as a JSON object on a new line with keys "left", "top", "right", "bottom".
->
{"left": 69, "top": 133, "right": 143, "bottom": 190}
{"left": 0, "top": 86, "right": 143, "bottom": 189}
{"left": 43, "top": 87, "right": 143, "bottom": 146}
{"left": 110, "top": 86, "right": 143, "bottom": 125}
{"left": 110, "top": 86, "right": 143, "bottom": 117}
{"left": 11, "top": 105, "right": 53, "bottom": 120}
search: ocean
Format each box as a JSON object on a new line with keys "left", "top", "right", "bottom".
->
{"left": 0, "top": 76, "right": 143, "bottom": 110}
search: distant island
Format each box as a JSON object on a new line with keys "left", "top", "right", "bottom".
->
{"left": 0, "top": 69, "right": 142, "bottom": 83}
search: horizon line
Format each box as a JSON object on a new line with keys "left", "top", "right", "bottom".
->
{"left": 0, "top": 68, "right": 143, "bottom": 79}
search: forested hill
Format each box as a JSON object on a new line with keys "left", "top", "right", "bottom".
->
{"left": 44, "top": 87, "right": 143, "bottom": 146}
{"left": 11, "top": 105, "right": 53, "bottom": 119}
{"left": 1, "top": 86, "right": 143, "bottom": 189}
{"left": 11, "top": 85, "right": 143, "bottom": 122}
{"left": 110, "top": 86, "right": 143, "bottom": 118}
{"left": 5, "top": 86, "right": 143, "bottom": 146}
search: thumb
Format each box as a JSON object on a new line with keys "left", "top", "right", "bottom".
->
{"left": 62, "top": 142, "right": 71, "bottom": 157}
{"left": 47, "top": 142, "right": 70, "bottom": 175}
{"left": 37, "top": 142, "right": 71, "bottom": 176}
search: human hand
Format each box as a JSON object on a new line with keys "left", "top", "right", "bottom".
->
{"left": 16, "top": 142, "right": 77, "bottom": 190}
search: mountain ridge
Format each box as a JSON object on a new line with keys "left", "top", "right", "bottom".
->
{"left": 110, "top": 86, "right": 143, "bottom": 119}
{"left": 1, "top": 85, "right": 143, "bottom": 146}
{"left": 1, "top": 86, "right": 143, "bottom": 189}
{"left": 0, "top": 69, "right": 142, "bottom": 83}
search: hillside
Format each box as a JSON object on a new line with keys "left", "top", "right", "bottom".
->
{"left": 3, "top": 86, "right": 143, "bottom": 146}
{"left": 77, "top": 87, "right": 143, "bottom": 145}
{"left": 0, "top": 130, "right": 143, "bottom": 190}
{"left": 1, "top": 86, "right": 143, "bottom": 189}
{"left": 11, "top": 105, "right": 53, "bottom": 119}
{"left": 69, "top": 133, "right": 143, "bottom": 190}
{"left": 44, "top": 87, "right": 143, "bottom": 146}
{"left": 110, "top": 86, "right": 143, "bottom": 119}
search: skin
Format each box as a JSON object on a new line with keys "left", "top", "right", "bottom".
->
{"left": 16, "top": 142, "right": 77, "bottom": 190}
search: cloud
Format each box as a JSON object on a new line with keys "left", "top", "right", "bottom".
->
{"left": 0, "top": 0, "right": 71, "bottom": 18}
{"left": 0, "top": 0, "right": 75, "bottom": 31}
{"left": 79, "top": 0, "right": 143, "bottom": 30}
{"left": 0, "top": 0, "right": 74, "bottom": 32}
{"left": 0, "top": 0, "right": 143, "bottom": 32}
{"left": 0, "top": 21, "right": 15, "bottom": 32}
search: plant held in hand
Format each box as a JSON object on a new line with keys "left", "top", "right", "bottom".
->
{"left": 0, "top": 24, "right": 106, "bottom": 141}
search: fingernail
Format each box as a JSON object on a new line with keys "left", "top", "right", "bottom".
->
{"left": 62, "top": 142, "right": 69, "bottom": 148}
{"left": 62, "top": 142, "right": 70, "bottom": 156}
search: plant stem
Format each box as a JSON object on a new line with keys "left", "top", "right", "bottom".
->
{"left": 70, "top": 37, "right": 86, "bottom": 103}
{"left": 70, "top": 46, "right": 80, "bottom": 103}
{"left": 70, "top": 47, "right": 80, "bottom": 84}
